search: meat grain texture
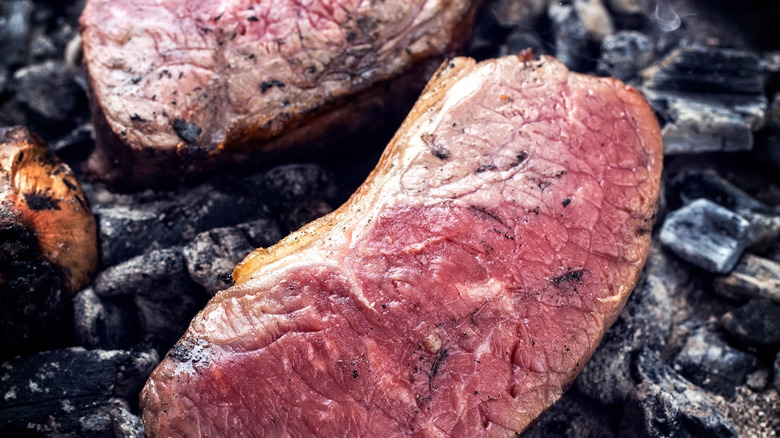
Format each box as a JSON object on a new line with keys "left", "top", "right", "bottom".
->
{"left": 141, "top": 55, "right": 663, "bottom": 437}
{"left": 80, "top": 0, "right": 479, "bottom": 189}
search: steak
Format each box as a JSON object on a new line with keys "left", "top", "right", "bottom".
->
{"left": 80, "top": 0, "right": 479, "bottom": 189}
{"left": 141, "top": 54, "right": 663, "bottom": 436}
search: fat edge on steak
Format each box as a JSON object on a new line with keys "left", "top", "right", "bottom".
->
{"left": 141, "top": 54, "right": 663, "bottom": 437}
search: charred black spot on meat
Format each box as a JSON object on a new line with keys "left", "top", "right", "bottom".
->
{"left": 130, "top": 114, "right": 148, "bottom": 123}
{"left": 217, "top": 273, "right": 233, "bottom": 284}
{"left": 421, "top": 133, "right": 449, "bottom": 160}
{"left": 173, "top": 119, "right": 202, "bottom": 144}
{"left": 562, "top": 198, "right": 571, "bottom": 207}
{"left": 169, "top": 344, "right": 192, "bottom": 363}
{"left": 168, "top": 338, "right": 211, "bottom": 370}
{"left": 260, "top": 79, "right": 286, "bottom": 93}
{"left": 471, "top": 206, "right": 507, "bottom": 227}
{"left": 476, "top": 163, "right": 497, "bottom": 173}
{"left": 24, "top": 192, "right": 60, "bottom": 211}
{"left": 248, "top": 16, "right": 259, "bottom": 22}
{"left": 552, "top": 269, "right": 584, "bottom": 286}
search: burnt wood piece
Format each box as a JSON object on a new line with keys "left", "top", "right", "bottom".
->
{"left": 80, "top": 0, "right": 481, "bottom": 190}
{"left": 141, "top": 55, "right": 663, "bottom": 436}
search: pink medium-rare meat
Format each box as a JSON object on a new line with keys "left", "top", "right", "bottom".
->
{"left": 141, "top": 55, "right": 663, "bottom": 436}
{"left": 80, "top": 0, "right": 479, "bottom": 189}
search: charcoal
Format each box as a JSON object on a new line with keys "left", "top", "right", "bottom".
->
{"left": 669, "top": 170, "right": 775, "bottom": 214}
{"left": 713, "top": 254, "right": 780, "bottom": 303}
{"left": 183, "top": 222, "right": 277, "bottom": 296}
{"left": 237, "top": 218, "right": 285, "bottom": 249}
{"left": 93, "top": 182, "right": 274, "bottom": 267}
{"left": 577, "top": 274, "right": 671, "bottom": 405}
{"left": 0, "top": 68, "right": 7, "bottom": 95}
{"left": 278, "top": 199, "right": 334, "bottom": 235}
{"left": 29, "top": 32, "right": 57, "bottom": 63}
{"left": 660, "top": 199, "right": 751, "bottom": 274}
{"left": 721, "top": 298, "right": 780, "bottom": 350}
{"left": 254, "top": 164, "right": 337, "bottom": 210}
{"left": 2, "top": 395, "right": 141, "bottom": 438}
{"left": 502, "top": 29, "right": 548, "bottom": 58}
{"left": 622, "top": 349, "right": 738, "bottom": 438}
{"left": 13, "top": 61, "right": 83, "bottom": 121}
{"left": 523, "top": 387, "right": 618, "bottom": 438}
{"left": 52, "top": 122, "right": 94, "bottom": 159}
{"left": 642, "top": 46, "right": 767, "bottom": 154}
{"left": 548, "top": 3, "right": 593, "bottom": 72}
{"left": 745, "top": 368, "right": 770, "bottom": 391}
{"left": 93, "top": 248, "right": 208, "bottom": 348}
{"left": 0, "top": 347, "right": 157, "bottom": 436}
{"left": 108, "top": 402, "right": 145, "bottom": 438}
{"left": 737, "top": 209, "right": 780, "bottom": 251}
{"left": 596, "top": 31, "right": 655, "bottom": 81}
{"left": 73, "top": 288, "right": 138, "bottom": 350}
{"left": 0, "top": 0, "right": 31, "bottom": 68}
{"left": 643, "top": 241, "right": 691, "bottom": 298}
{"left": 775, "top": 352, "right": 780, "bottom": 392}
{"left": 573, "top": 0, "right": 614, "bottom": 42}
{"left": 672, "top": 327, "right": 757, "bottom": 399}
{"left": 489, "top": 0, "right": 549, "bottom": 28}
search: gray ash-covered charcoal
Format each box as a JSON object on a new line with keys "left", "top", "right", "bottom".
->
{"left": 13, "top": 61, "right": 84, "bottom": 122}
{"left": 775, "top": 352, "right": 780, "bottom": 392}
{"left": 721, "top": 298, "right": 780, "bottom": 350}
{"left": 577, "top": 274, "right": 672, "bottom": 405}
{"left": 713, "top": 254, "right": 780, "bottom": 303}
{"left": 572, "top": 0, "right": 614, "bottom": 42}
{"left": 549, "top": 3, "right": 593, "bottom": 72}
{"left": 73, "top": 288, "right": 138, "bottom": 350}
{"left": 672, "top": 327, "right": 757, "bottom": 399}
{"left": 660, "top": 199, "right": 750, "bottom": 274}
{"left": 254, "top": 164, "right": 337, "bottom": 210}
{"left": 183, "top": 219, "right": 282, "bottom": 296}
{"left": 523, "top": 388, "right": 618, "bottom": 438}
{"left": 597, "top": 30, "right": 655, "bottom": 81}
{"left": 93, "top": 248, "right": 208, "bottom": 348}
{"left": 93, "top": 181, "right": 274, "bottom": 267}
{"left": 277, "top": 199, "right": 334, "bottom": 235}
{"left": 0, "top": 347, "right": 157, "bottom": 436}
{"left": 108, "top": 402, "right": 146, "bottom": 438}
{"left": 622, "top": 349, "right": 738, "bottom": 438}
{"left": 0, "top": 0, "right": 31, "bottom": 68}
{"left": 642, "top": 46, "right": 767, "bottom": 154}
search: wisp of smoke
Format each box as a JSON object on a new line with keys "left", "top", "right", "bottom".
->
{"left": 654, "top": 0, "right": 682, "bottom": 32}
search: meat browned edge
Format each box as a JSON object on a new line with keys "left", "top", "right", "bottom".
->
{"left": 79, "top": 0, "right": 480, "bottom": 190}
{"left": 141, "top": 55, "right": 662, "bottom": 437}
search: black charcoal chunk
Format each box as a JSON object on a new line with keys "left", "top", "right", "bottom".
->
{"left": 502, "top": 29, "right": 548, "bottom": 58}
{"left": 93, "top": 248, "right": 208, "bottom": 348}
{"left": 548, "top": 3, "right": 593, "bottom": 72}
{"left": 92, "top": 182, "right": 273, "bottom": 267}
{"left": 713, "top": 254, "right": 780, "bottom": 303}
{"left": 670, "top": 170, "right": 775, "bottom": 214}
{"left": 721, "top": 298, "right": 780, "bottom": 350}
{"left": 597, "top": 31, "right": 655, "bottom": 81}
{"left": 109, "top": 401, "right": 145, "bottom": 438}
{"left": 184, "top": 220, "right": 282, "bottom": 296}
{"left": 622, "top": 349, "right": 738, "bottom": 438}
{"left": 0, "top": 348, "right": 158, "bottom": 435}
{"left": 172, "top": 118, "right": 202, "bottom": 143}
{"left": 577, "top": 274, "right": 671, "bottom": 405}
{"left": 13, "top": 61, "right": 83, "bottom": 121}
{"left": 255, "top": 164, "right": 337, "bottom": 210}
{"left": 672, "top": 327, "right": 757, "bottom": 399}
{"left": 0, "top": 0, "right": 31, "bottom": 68}
{"left": 642, "top": 46, "right": 767, "bottom": 154}
{"left": 523, "top": 387, "right": 619, "bottom": 438}
{"left": 775, "top": 352, "right": 780, "bottom": 392}
{"left": 660, "top": 199, "right": 750, "bottom": 274}
{"left": 73, "top": 288, "right": 138, "bottom": 350}
{"left": 278, "top": 199, "right": 334, "bottom": 235}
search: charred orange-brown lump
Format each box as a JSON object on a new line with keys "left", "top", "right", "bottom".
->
{"left": 0, "top": 126, "right": 98, "bottom": 357}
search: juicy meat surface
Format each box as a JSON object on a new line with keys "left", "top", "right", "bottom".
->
{"left": 141, "top": 55, "right": 662, "bottom": 437}
{"left": 80, "top": 0, "right": 478, "bottom": 189}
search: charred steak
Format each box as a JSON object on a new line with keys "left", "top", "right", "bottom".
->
{"left": 80, "top": 0, "right": 479, "bottom": 189}
{"left": 141, "top": 55, "right": 663, "bottom": 436}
